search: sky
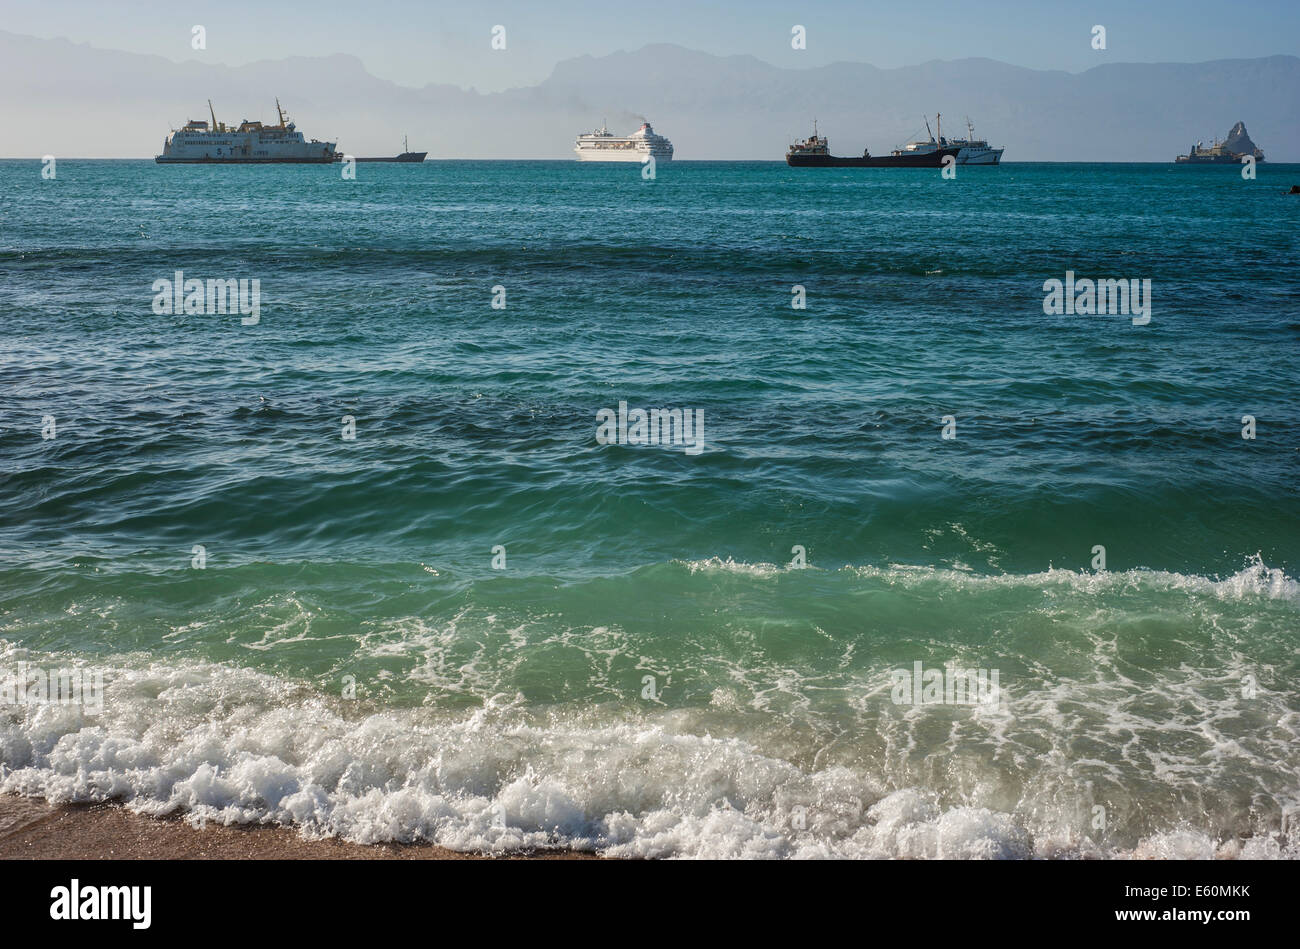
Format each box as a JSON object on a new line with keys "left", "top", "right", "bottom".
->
{"left": 5, "top": 0, "right": 1299, "bottom": 92}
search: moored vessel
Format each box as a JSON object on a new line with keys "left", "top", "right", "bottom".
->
{"left": 1176, "top": 121, "right": 1266, "bottom": 163}
{"left": 156, "top": 99, "right": 338, "bottom": 164}
{"left": 574, "top": 122, "right": 674, "bottom": 162}
{"left": 786, "top": 118, "right": 960, "bottom": 168}
{"left": 356, "top": 136, "right": 428, "bottom": 163}
{"left": 894, "top": 116, "right": 1005, "bottom": 165}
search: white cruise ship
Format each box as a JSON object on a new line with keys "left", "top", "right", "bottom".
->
{"left": 894, "top": 116, "right": 1005, "bottom": 165}
{"left": 156, "top": 99, "right": 339, "bottom": 164}
{"left": 574, "top": 122, "right": 674, "bottom": 162}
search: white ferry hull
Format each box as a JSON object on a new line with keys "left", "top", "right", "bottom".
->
{"left": 573, "top": 147, "right": 673, "bottom": 162}
{"left": 955, "top": 146, "right": 1004, "bottom": 165}
{"left": 157, "top": 137, "right": 339, "bottom": 163}
{"left": 156, "top": 155, "right": 338, "bottom": 164}
{"left": 900, "top": 142, "right": 1004, "bottom": 165}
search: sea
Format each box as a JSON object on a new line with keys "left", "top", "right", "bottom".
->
{"left": 1, "top": 158, "right": 1297, "bottom": 858}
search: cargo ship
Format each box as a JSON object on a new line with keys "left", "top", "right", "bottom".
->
{"left": 786, "top": 118, "right": 960, "bottom": 168}
{"left": 356, "top": 136, "right": 428, "bottom": 163}
{"left": 156, "top": 99, "right": 338, "bottom": 164}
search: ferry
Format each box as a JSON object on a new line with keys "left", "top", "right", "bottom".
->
{"left": 156, "top": 99, "right": 339, "bottom": 164}
{"left": 574, "top": 122, "right": 674, "bottom": 162}
{"left": 894, "top": 116, "right": 1005, "bottom": 165}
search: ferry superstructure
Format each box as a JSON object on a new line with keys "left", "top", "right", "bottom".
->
{"left": 574, "top": 122, "right": 674, "bottom": 162}
{"left": 156, "top": 99, "right": 339, "bottom": 164}
{"left": 895, "top": 116, "right": 1005, "bottom": 165}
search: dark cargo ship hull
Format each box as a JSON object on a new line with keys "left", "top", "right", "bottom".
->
{"left": 355, "top": 152, "right": 428, "bottom": 163}
{"left": 787, "top": 146, "right": 961, "bottom": 168}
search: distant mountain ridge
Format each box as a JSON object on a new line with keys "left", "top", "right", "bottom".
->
{"left": 1, "top": 31, "right": 1296, "bottom": 160}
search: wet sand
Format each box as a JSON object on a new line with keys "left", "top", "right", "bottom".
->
{"left": 0, "top": 795, "right": 598, "bottom": 860}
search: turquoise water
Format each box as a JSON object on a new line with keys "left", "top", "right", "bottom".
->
{"left": 1, "top": 159, "right": 1298, "bottom": 857}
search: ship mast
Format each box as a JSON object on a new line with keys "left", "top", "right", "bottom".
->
{"left": 208, "top": 99, "right": 217, "bottom": 131}
{"left": 275, "top": 97, "right": 286, "bottom": 127}
{"left": 937, "top": 113, "right": 941, "bottom": 145}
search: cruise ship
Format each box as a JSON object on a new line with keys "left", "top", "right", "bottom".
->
{"left": 894, "top": 116, "right": 1005, "bottom": 165}
{"left": 156, "top": 99, "right": 339, "bottom": 164}
{"left": 574, "top": 122, "right": 674, "bottom": 162}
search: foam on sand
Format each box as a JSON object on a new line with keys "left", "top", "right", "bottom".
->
{"left": 1, "top": 633, "right": 1296, "bottom": 858}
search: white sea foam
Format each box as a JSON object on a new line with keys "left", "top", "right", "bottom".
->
{"left": 676, "top": 553, "right": 1300, "bottom": 604}
{"left": 2, "top": 557, "right": 1295, "bottom": 859}
{"left": 1, "top": 643, "right": 1296, "bottom": 859}
{"left": 678, "top": 556, "right": 787, "bottom": 577}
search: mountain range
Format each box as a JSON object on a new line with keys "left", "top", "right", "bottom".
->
{"left": 2, "top": 30, "right": 1296, "bottom": 161}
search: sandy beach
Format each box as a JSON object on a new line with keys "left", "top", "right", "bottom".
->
{"left": 0, "top": 795, "right": 597, "bottom": 860}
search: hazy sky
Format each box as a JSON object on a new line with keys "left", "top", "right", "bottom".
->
{"left": 6, "top": 0, "right": 1299, "bottom": 92}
